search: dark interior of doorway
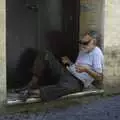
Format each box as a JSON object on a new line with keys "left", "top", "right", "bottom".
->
{"left": 62, "top": 0, "right": 80, "bottom": 61}
{"left": 6, "top": 0, "right": 80, "bottom": 90}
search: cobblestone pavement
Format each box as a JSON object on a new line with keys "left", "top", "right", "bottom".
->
{"left": 0, "top": 95, "right": 120, "bottom": 120}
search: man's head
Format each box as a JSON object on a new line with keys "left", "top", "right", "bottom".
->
{"left": 79, "top": 30, "right": 100, "bottom": 53}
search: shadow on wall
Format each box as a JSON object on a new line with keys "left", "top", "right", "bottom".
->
{"left": 45, "top": 30, "right": 78, "bottom": 62}
{"left": 7, "top": 48, "right": 39, "bottom": 89}
{"left": 7, "top": 30, "right": 68, "bottom": 89}
{"left": 45, "top": 30, "right": 69, "bottom": 61}
{"left": 7, "top": 67, "right": 16, "bottom": 89}
{"left": 7, "top": 46, "right": 63, "bottom": 89}
{"left": 7, "top": 30, "right": 83, "bottom": 89}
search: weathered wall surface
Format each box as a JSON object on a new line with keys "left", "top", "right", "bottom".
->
{"left": 104, "top": 0, "right": 120, "bottom": 77}
{"left": 80, "top": 0, "right": 104, "bottom": 34}
{"left": 0, "top": 0, "right": 6, "bottom": 104}
{"left": 104, "top": 0, "right": 120, "bottom": 93}
{"left": 79, "top": 0, "right": 104, "bottom": 50}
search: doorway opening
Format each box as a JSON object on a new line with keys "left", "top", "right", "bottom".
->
{"left": 6, "top": 0, "right": 104, "bottom": 105}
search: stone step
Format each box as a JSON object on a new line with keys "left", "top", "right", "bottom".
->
{"left": 6, "top": 89, "right": 104, "bottom": 106}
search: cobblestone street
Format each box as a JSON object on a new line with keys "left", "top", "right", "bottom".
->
{"left": 0, "top": 95, "right": 120, "bottom": 120}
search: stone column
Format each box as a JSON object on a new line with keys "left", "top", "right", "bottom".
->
{"left": 0, "top": 0, "right": 6, "bottom": 105}
{"left": 104, "top": 0, "right": 120, "bottom": 93}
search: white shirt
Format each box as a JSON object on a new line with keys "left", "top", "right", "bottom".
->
{"left": 67, "top": 47, "right": 104, "bottom": 88}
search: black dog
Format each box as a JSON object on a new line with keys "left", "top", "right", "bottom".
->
{"left": 15, "top": 48, "right": 58, "bottom": 89}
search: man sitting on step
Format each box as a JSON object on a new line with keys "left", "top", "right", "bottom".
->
{"left": 19, "top": 30, "right": 104, "bottom": 102}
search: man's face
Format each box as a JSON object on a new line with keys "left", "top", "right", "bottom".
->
{"left": 79, "top": 34, "right": 95, "bottom": 53}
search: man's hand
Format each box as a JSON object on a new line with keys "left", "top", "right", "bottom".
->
{"left": 75, "top": 64, "right": 89, "bottom": 73}
{"left": 61, "top": 56, "right": 71, "bottom": 65}
{"left": 75, "top": 64, "right": 103, "bottom": 81}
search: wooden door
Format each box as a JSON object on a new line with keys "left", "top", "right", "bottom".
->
{"left": 62, "top": 0, "right": 80, "bottom": 62}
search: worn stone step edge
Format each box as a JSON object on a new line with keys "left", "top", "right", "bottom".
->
{"left": 6, "top": 89, "right": 104, "bottom": 106}
{"left": 60, "top": 89, "right": 104, "bottom": 99}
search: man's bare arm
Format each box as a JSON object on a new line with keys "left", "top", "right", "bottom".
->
{"left": 75, "top": 65, "right": 103, "bottom": 81}
{"left": 86, "top": 68, "right": 103, "bottom": 81}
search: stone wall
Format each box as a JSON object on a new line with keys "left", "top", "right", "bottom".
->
{"left": 0, "top": 0, "right": 6, "bottom": 104}
{"left": 104, "top": 0, "right": 120, "bottom": 77}
{"left": 79, "top": 0, "right": 104, "bottom": 50}
{"left": 103, "top": 0, "right": 120, "bottom": 93}
{"left": 80, "top": 0, "right": 104, "bottom": 34}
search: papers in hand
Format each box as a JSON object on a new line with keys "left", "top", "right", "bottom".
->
{"left": 67, "top": 64, "right": 94, "bottom": 88}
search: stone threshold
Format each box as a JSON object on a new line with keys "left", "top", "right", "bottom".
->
{"left": 6, "top": 89, "right": 104, "bottom": 106}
